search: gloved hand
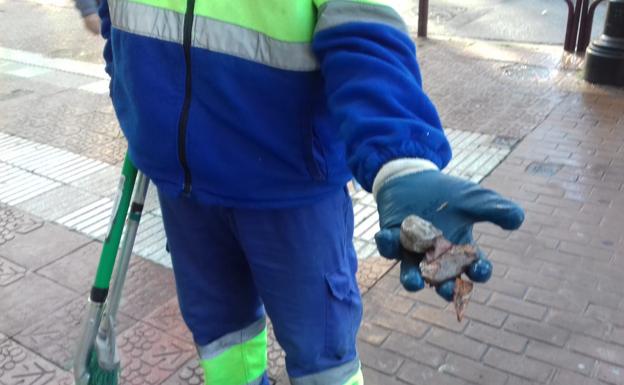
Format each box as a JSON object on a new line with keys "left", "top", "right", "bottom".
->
{"left": 374, "top": 166, "right": 524, "bottom": 301}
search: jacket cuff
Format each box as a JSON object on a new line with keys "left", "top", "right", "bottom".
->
{"left": 75, "top": 0, "right": 99, "bottom": 16}
{"left": 372, "top": 158, "right": 439, "bottom": 198}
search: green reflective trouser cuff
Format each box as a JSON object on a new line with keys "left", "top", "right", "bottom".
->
{"left": 199, "top": 321, "right": 267, "bottom": 385}
{"left": 344, "top": 368, "right": 364, "bottom": 385}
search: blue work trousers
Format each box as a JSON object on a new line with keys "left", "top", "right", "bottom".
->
{"left": 158, "top": 187, "right": 363, "bottom": 382}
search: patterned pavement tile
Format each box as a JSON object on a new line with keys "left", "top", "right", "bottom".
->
{"left": 0, "top": 222, "right": 90, "bottom": 270}
{"left": 0, "top": 339, "right": 73, "bottom": 385}
{"left": 161, "top": 358, "right": 203, "bottom": 385}
{"left": 0, "top": 256, "right": 25, "bottom": 287}
{"left": 37, "top": 241, "right": 102, "bottom": 293}
{"left": 0, "top": 204, "right": 42, "bottom": 246}
{"left": 142, "top": 299, "right": 287, "bottom": 382}
{"left": 163, "top": 353, "right": 285, "bottom": 385}
{"left": 0, "top": 272, "right": 77, "bottom": 336}
{"left": 143, "top": 298, "right": 193, "bottom": 344}
{"left": 117, "top": 322, "right": 194, "bottom": 385}
{"left": 14, "top": 295, "right": 137, "bottom": 370}
{"left": 0, "top": 89, "right": 126, "bottom": 165}
{"left": 119, "top": 257, "right": 177, "bottom": 321}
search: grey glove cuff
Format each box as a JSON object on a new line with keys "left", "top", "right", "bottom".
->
{"left": 372, "top": 158, "right": 439, "bottom": 199}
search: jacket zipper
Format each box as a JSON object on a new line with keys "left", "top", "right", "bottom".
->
{"left": 177, "top": 0, "right": 196, "bottom": 194}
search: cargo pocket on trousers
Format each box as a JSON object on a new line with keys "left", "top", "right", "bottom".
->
{"left": 325, "top": 270, "right": 359, "bottom": 360}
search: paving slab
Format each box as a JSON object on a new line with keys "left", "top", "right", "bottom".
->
{"left": 0, "top": 255, "right": 26, "bottom": 287}
{"left": 161, "top": 358, "right": 204, "bottom": 385}
{"left": 141, "top": 298, "right": 191, "bottom": 343}
{"left": 36, "top": 241, "right": 103, "bottom": 292}
{"left": 143, "top": 298, "right": 287, "bottom": 383}
{"left": 0, "top": 339, "right": 74, "bottom": 385}
{"left": 117, "top": 322, "right": 195, "bottom": 385}
{"left": 0, "top": 204, "right": 42, "bottom": 246}
{"left": 118, "top": 258, "right": 177, "bottom": 321}
{"left": 0, "top": 271, "right": 78, "bottom": 336}
{"left": 0, "top": 222, "right": 90, "bottom": 270}
{"left": 14, "top": 294, "right": 137, "bottom": 370}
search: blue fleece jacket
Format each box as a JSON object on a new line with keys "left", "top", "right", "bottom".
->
{"left": 99, "top": 1, "right": 451, "bottom": 208}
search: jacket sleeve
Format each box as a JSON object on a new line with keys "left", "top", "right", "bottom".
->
{"left": 74, "top": 0, "right": 99, "bottom": 17}
{"left": 312, "top": 0, "right": 452, "bottom": 192}
{"left": 98, "top": 0, "right": 114, "bottom": 79}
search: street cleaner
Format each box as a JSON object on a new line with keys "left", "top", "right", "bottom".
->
{"left": 98, "top": 0, "right": 525, "bottom": 383}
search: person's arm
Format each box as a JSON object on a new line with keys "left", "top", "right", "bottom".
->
{"left": 75, "top": 0, "right": 101, "bottom": 34}
{"left": 312, "top": 0, "right": 452, "bottom": 192}
{"left": 312, "top": 0, "right": 524, "bottom": 298}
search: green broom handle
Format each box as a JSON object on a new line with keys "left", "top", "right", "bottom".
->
{"left": 90, "top": 155, "right": 138, "bottom": 302}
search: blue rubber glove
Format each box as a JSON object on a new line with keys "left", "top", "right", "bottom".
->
{"left": 374, "top": 169, "right": 524, "bottom": 300}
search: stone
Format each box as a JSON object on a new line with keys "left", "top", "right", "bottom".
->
{"left": 400, "top": 215, "right": 442, "bottom": 253}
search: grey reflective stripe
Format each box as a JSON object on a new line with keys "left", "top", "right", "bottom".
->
{"left": 315, "top": 0, "right": 407, "bottom": 33}
{"left": 197, "top": 317, "right": 266, "bottom": 360}
{"left": 109, "top": 0, "right": 184, "bottom": 44}
{"left": 193, "top": 17, "right": 319, "bottom": 71}
{"left": 108, "top": 0, "right": 319, "bottom": 71}
{"left": 290, "top": 358, "right": 360, "bottom": 385}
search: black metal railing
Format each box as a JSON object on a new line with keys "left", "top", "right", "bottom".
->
{"left": 415, "top": 0, "right": 606, "bottom": 54}
{"left": 418, "top": 0, "right": 429, "bottom": 37}
{"left": 564, "top": 0, "right": 607, "bottom": 53}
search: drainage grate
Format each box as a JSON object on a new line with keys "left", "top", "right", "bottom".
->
{"left": 0, "top": 129, "right": 513, "bottom": 265}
